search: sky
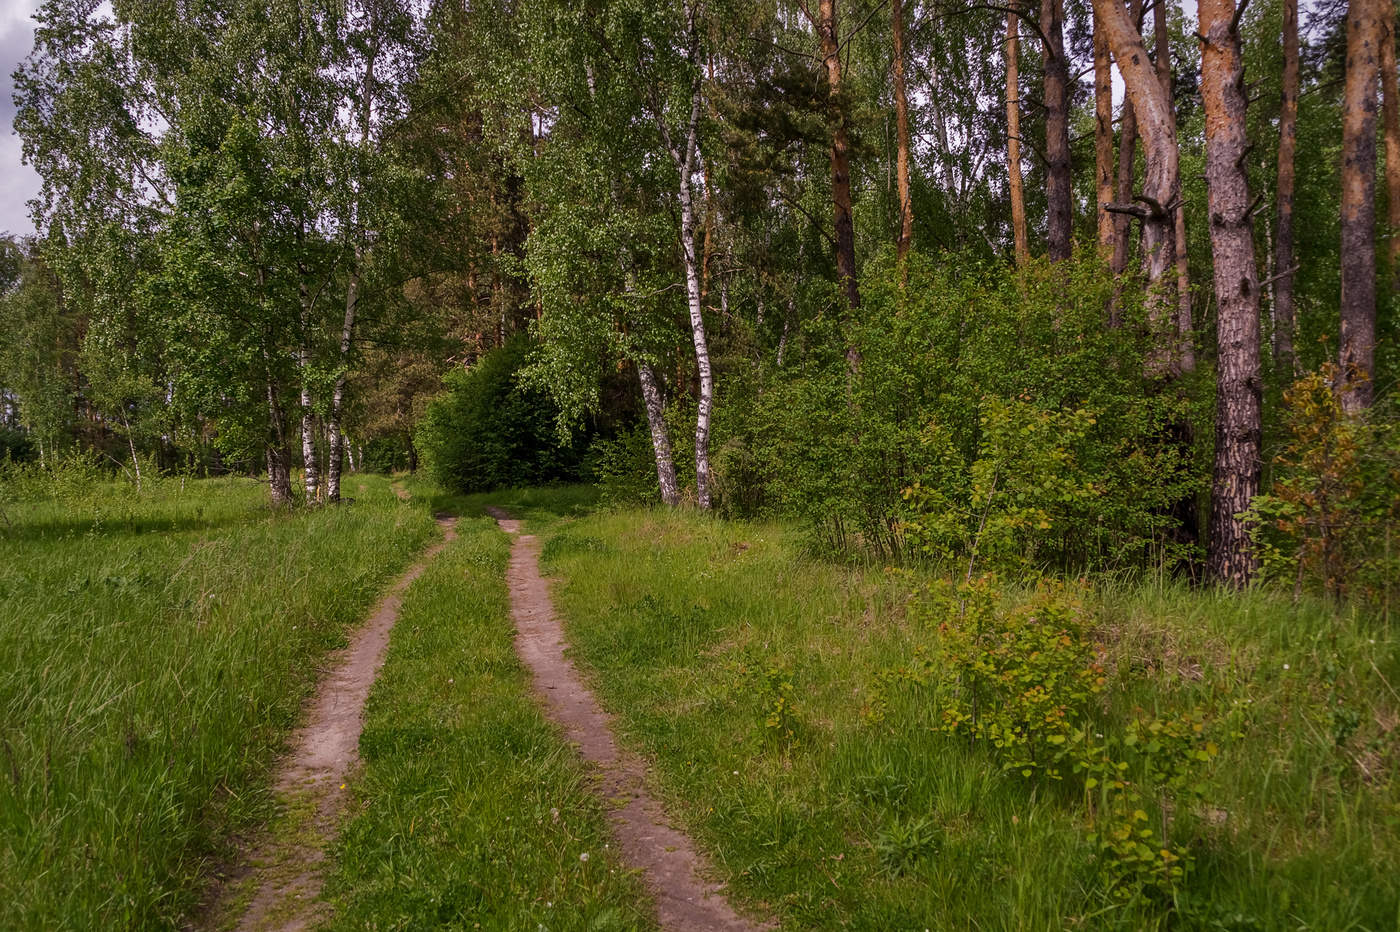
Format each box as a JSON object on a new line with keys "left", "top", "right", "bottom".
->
{"left": 1, "top": 0, "right": 40, "bottom": 238}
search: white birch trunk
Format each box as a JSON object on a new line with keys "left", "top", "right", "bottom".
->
{"left": 656, "top": 8, "right": 714, "bottom": 510}
{"left": 326, "top": 256, "right": 358, "bottom": 503}
{"left": 676, "top": 82, "right": 713, "bottom": 510}
{"left": 637, "top": 361, "right": 681, "bottom": 506}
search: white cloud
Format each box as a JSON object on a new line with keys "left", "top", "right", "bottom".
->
{"left": 1, "top": 0, "right": 41, "bottom": 237}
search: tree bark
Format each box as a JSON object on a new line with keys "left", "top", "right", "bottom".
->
{"left": 814, "top": 0, "right": 861, "bottom": 322}
{"left": 1154, "top": 0, "right": 1195, "bottom": 372}
{"left": 1111, "top": 0, "right": 1144, "bottom": 279}
{"left": 892, "top": 0, "right": 914, "bottom": 264}
{"left": 1339, "top": 0, "right": 1383, "bottom": 412}
{"left": 1199, "top": 0, "right": 1263, "bottom": 585}
{"left": 1095, "top": 0, "right": 1181, "bottom": 375}
{"left": 298, "top": 285, "right": 319, "bottom": 503}
{"left": 1043, "top": 0, "right": 1073, "bottom": 261}
{"left": 637, "top": 361, "right": 681, "bottom": 507}
{"left": 1094, "top": 5, "right": 1117, "bottom": 254}
{"left": 265, "top": 368, "right": 292, "bottom": 507}
{"left": 327, "top": 32, "right": 377, "bottom": 505}
{"left": 1382, "top": 10, "right": 1400, "bottom": 293}
{"left": 1274, "top": 0, "right": 1299, "bottom": 373}
{"left": 326, "top": 253, "right": 358, "bottom": 504}
{"left": 659, "top": 13, "right": 714, "bottom": 509}
{"left": 1007, "top": 11, "right": 1030, "bottom": 266}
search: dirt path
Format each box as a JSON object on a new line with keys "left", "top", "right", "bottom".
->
{"left": 208, "top": 515, "right": 458, "bottom": 932}
{"left": 487, "top": 507, "right": 769, "bottom": 932}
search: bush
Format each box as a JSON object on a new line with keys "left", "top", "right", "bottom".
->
{"left": 713, "top": 250, "right": 1204, "bottom": 572}
{"left": 1248, "top": 364, "right": 1400, "bottom": 609}
{"left": 414, "top": 338, "right": 586, "bottom": 494}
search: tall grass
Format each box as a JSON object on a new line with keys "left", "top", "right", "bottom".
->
{"left": 0, "top": 475, "right": 437, "bottom": 930}
{"left": 540, "top": 504, "right": 1400, "bottom": 930}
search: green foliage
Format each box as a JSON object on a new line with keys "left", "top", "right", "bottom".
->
{"left": 1248, "top": 364, "right": 1400, "bottom": 609}
{"left": 869, "top": 575, "right": 1225, "bottom": 906}
{"left": 415, "top": 338, "right": 586, "bottom": 494}
{"left": 716, "top": 252, "right": 1203, "bottom": 572}
{"left": 923, "top": 576, "right": 1106, "bottom": 780}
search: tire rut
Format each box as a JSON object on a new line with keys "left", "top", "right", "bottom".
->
{"left": 205, "top": 514, "right": 458, "bottom": 932}
{"left": 486, "top": 506, "right": 770, "bottom": 932}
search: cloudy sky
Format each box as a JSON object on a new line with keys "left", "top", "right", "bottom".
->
{"left": 1, "top": 0, "right": 40, "bottom": 237}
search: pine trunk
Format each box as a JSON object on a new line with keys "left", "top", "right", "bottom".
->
{"left": 1274, "top": 0, "right": 1299, "bottom": 372}
{"left": 1094, "top": 7, "right": 1117, "bottom": 253}
{"left": 1200, "top": 0, "right": 1263, "bottom": 585}
{"left": 1381, "top": 12, "right": 1400, "bottom": 293}
{"left": 1007, "top": 11, "right": 1030, "bottom": 266}
{"left": 1111, "top": 0, "right": 1143, "bottom": 278}
{"left": 1043, "top": 0, "right": 1073, "bottom": 261}
{"left": 1154, "top": 0, "right": 1195, "bottom": 372}
{"left": 1095, "top": 0, "right": 1181, "bottom": 376}
{"left": 892, "top": 0, "right": 914, "bottom": 263}
{"left": 816, "top": 0, "right": 861, "bottom": 320}
{"left": 1339, "top": 0, "right": 1383, "bottom": 412}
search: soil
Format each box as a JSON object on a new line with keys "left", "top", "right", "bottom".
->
{"left": 487, "top": 506, "right": 770, "bottom": 932}
{"left": 206, "top": 515, "right": 458, "bottom": 932}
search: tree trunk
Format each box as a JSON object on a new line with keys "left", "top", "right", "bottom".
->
{"left": 659, "top": 16, "right": 714, "bottom": 510}
{"left": 1200, "top": 0, "right": 1263, "bottom": 585}
{"left": 1007, "top": 11, "right": 1030, "bottom": 266}
{"left": 327, "top": 37, "right": 376, "bottom": 505}
{"left": 298, "top": 365, "right": 317, "bottom": 501}
{"left": 892, "top": 0, "right": 914, "bottom": 264}
{"left": 1274, "top": 0, "right": 1299, "bottom": 373}
{"left": 814, "top": 0, "right": 861, "bottom": 323}
{"left": 1094, "top": 6, "right": 1117, "bottom": 254}
{"left": 1382, "top": 11, "right": 1400, "bottom": 293}
{"left": 265, "top": 373, "right": 292, "bottom": 507}
{"left": 326, "top": 255, "right": 358, "bottom": 504}
{"left": 1339, "top": 0, "right": 1383, "bottom": 412}
{"left": 1043, "top": 0, "right": 1073, "bottom": 261}
{"left": 1096, "top": 0, "right": 1181, "bottom": 376}
{"left": 1111, "top": 0, "right": 1143, "bottom": 278}
{"left": 1154, "top": 0, "right": 1195, "bottom": 372}
{"left": 637, "top": 361, "right": 681, "bottom": 507}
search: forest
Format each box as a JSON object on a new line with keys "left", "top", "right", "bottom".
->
{"left": 1, "top": 0, "right": 1399, "bottom": 929}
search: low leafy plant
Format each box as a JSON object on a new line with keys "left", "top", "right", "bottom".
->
{"left": 1248, "top": 364, "right": 1400, "bottom": 611}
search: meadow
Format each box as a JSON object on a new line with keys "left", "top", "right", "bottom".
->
{"left": 4, "top": 474, "right": 1397, "bottom": 930}
{"left": 534, "top": 497, "right": 1400, "bottom": 930}
{"left": 0, "top": 474, "right": 436, "bottom": 929}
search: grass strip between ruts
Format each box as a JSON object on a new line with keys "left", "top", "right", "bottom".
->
{"left": 319, "top": 510, "right": 655, "bottom": 931}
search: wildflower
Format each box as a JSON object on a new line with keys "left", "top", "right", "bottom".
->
{"left": 579, "top": 852, "right": 589, "bottom": 863}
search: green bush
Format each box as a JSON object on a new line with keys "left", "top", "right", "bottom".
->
{"left": 414, "top": 338, "right": 586, "bottom": 494}
{"left": 1248, "top": 364, "right": 1400, "bottom": 610}
{"left": 714, "top": 250, "right": 1203, "bottom": 572}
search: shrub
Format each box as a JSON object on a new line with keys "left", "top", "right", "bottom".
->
{"left": 414, "top": 338, "right": 587, "bottom": 494}
{"left": 714, "top": 250, "right": 1204, "bottom": 572}
{"left": 1248, "top": 364, "right": 1400, "bottom": 609}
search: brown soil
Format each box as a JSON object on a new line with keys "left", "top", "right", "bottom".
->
{"left": 486, "top": 506, "right": 770, "bottom": 932}
{"left": 205, "top": 515, "right": 458, "bottom": 932}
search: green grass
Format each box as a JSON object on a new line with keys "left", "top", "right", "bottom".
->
{"left": 0, "top": 474, "right": 439, "bottom": 930}
{"left": 536, "top": 505, "right": 1400, "bottom": 930}
{"left": 319, "top": 508, "right": 655, "bottom": 931}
